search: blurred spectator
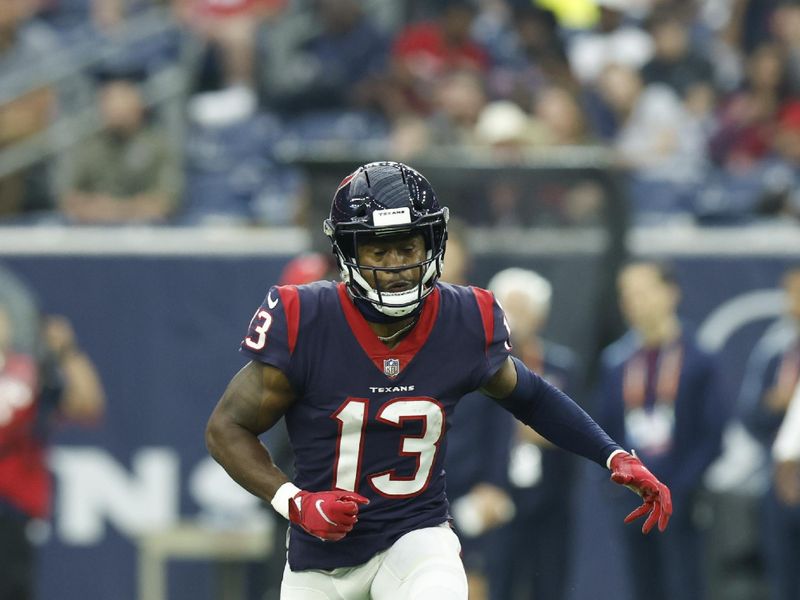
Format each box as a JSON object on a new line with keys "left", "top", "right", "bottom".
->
{"left": 473, "top": 100, "right": 544, "bottom": 156}
{"left": 36, "top": 0, "right": 94, "bottom": 34}
{"left": 60, "top": 73, "right": 182, "bottom": 224}
{"left": 390, "top": 0, "right": 489, "bottom": 116}
{"left": 427, "top": 70, "right": 488, "bottom": 145}
{"left": 709, "top": 42, "right": 790, "bottom": 172}
{"left": 641, "top": 8, "right": 715, "bottom": 105}
{"left": 533, "top": 85, "right": 594, "bottom": 146}
{"left": 598, "top": 64, "right": 708, "bottom": 182}
{"left": 481, "top": 4, "right": 576, "bottom": 107}
{"left": 40, "top": 0, "right": 153, "bottom": 34}
{"left": 741, "top": 266, "right": 800, "bottom": 600}
{"left": 387, "top": 114, "right": 433, "bottom": 161}
{"left": 390, "top": 73, "right": 526, "bottom": 160}
{"left": 595, "top": 259, "right": 728, "bottom": 600}
{"left": 741, "top": 266, "right": 800, "bottom": 445}
{"left": 0, "top": 0, "right": 60, "bottom": 218}
{"left": 567, "top": 0, "right": 654, "bottom": 85}
{"left": 486, "top": 267, "right": 579, "bottom": 600}
{"left": 440, "top": 220, "right": 515, "bottom": 600}
{"left": 698, "top": 0, "right": 747, "bottom": 94}
{"left": 38, "top": 1, "right": 179, "bottom": 78}
{"left": 177, "top": 0, "right": 286, "bottom": 91}
{"left": 590, "top": 63, "right": 708, "bottom": 220}
{"left": 93, "top": 0, "right": 180, "bottom": 81}
{"left": 180, "top": 94, "right": 305, "bottom": 226}
{"left": 258, "top": 0, "right": 389, "bottom": 118}
{"left": 0, "top": 286, "right": 105, "bottom": 600}
{"left": 746, "top": 100, "right": 800, "bottom": 221}
{"left": 694, "top": 38, "right": 798, "bottom": 223}
{"left": 513, "top": 4, "right": 575, "bottom": 91}
{"left": 772, "top": 0, "right": 800, "bottom": 95}
{"left": 484, "top": 179, "right": 525, "bottom": 226}
{"left": 0, "top": 265, "right": 39, "bottom": 356}
{"left": 736, "top": 0, "right": 782, "bottom": 57}
{"left": 470, "top": 87, "right": 605, "bottom": 226}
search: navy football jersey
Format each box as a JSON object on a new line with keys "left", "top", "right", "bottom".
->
{"left": 239, "top": 280, "right": 510, "bottom": 571}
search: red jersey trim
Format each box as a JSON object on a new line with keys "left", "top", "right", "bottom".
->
{"left": 336, "top": 283, "right": 440, "bottom": 378}
{"left": 471, "top": 287, "right": 495, "bottom": 355}
{"left": 278, "top": 285, "right": 301, "bottom": 355}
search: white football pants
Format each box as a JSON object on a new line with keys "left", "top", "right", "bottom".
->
{"left": 280, "top": 523, "right": 468, "bottom": 600}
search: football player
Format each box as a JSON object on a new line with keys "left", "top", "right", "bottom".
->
{"left": 206, "top": 161, "right": 671, "bottom": 599}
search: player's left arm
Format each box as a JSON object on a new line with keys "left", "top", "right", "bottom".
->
{"left": 482, "top": 357, "right": 672, "bottom": 534}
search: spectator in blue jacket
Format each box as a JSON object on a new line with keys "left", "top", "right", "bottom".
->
{"left": 594, "top": 259, "right": 728, "bottom": 600}
{"left": 741, "top": 267, "right": 800, "bottom": 447}
{"left": 741, "top": 265, "right": 800, "bottom": 600}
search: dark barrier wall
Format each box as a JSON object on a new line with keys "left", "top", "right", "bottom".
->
{"left": 1, "top": 243, "right": 797, "bottom": 600}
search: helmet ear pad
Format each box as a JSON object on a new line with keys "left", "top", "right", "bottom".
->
{"left": 323, "top": 162, "right": 449, "bottom": 318}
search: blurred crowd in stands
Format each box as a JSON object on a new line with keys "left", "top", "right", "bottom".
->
{"left": 4, "top": 0, "right": 800, "bottom": 227}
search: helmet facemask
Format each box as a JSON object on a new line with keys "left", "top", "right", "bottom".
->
{"left": 325, "top": 210, "right": 448, "bottom": 318}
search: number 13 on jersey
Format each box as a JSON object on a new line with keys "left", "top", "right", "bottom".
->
{"left": 245, "top": 310, "right": 272, "bottom": 351}
{"left": 332, "top": 397, "right": 445, "bottom": 498}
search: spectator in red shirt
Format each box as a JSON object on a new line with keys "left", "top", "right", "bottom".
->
{"left": 0, "top": 300, "right": 105, "bottom": 600}
{"left": 390, "top": 0, "right": 488, "bottom": 115}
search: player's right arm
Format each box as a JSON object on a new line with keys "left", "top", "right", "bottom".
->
{"left": 209, "top": 284, "right": 369, "bottom": 541}
{"left": 205, "top": 360, "right": 295, "bottom": 503}
{"left": 207, "top": 361, "right": 369, "bottom": 541}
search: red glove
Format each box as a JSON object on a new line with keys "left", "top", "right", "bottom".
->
{"left": 288, "top": 490, "right": 369, "bottom": 541}
{"left": 609, "top": 451, "right": 672, "bottom": 534}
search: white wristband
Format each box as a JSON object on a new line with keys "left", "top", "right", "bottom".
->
{"left": 606, "top": 449, "right": 628, "bottom": 470}
{"left": 271, "top": 482, "right": 302, "bottom": 520}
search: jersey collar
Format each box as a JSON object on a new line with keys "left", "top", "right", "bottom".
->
{"left": 336, "top": 282, "right": 440, "bottom": 379}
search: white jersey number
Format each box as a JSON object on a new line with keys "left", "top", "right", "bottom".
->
{"left": 244, "top": 310, "right": 273, "bottom": 351}
{"left": 332, "top": 397, "right": 445, "bottom": 498}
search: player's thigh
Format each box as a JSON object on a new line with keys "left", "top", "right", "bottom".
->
{"left": 371, "top": 524, "right": 468, "bottom": 600}
{"left": 280, "top": 559, "right": 377, "bottom": 600}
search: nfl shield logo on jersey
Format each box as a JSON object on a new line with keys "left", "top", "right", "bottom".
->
{"left": 383, "top": 358, "right": 400, "bottom": 379}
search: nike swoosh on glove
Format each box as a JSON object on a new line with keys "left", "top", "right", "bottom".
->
{"left": 609, "top": 451, "right": 673, "bottom": 534}
{"left": 288, "top": 490, "right": 369, "bottom": 541}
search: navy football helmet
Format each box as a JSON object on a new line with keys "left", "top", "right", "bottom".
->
{"left": 323, "top": 161, "right": 449, "bottom": 318}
